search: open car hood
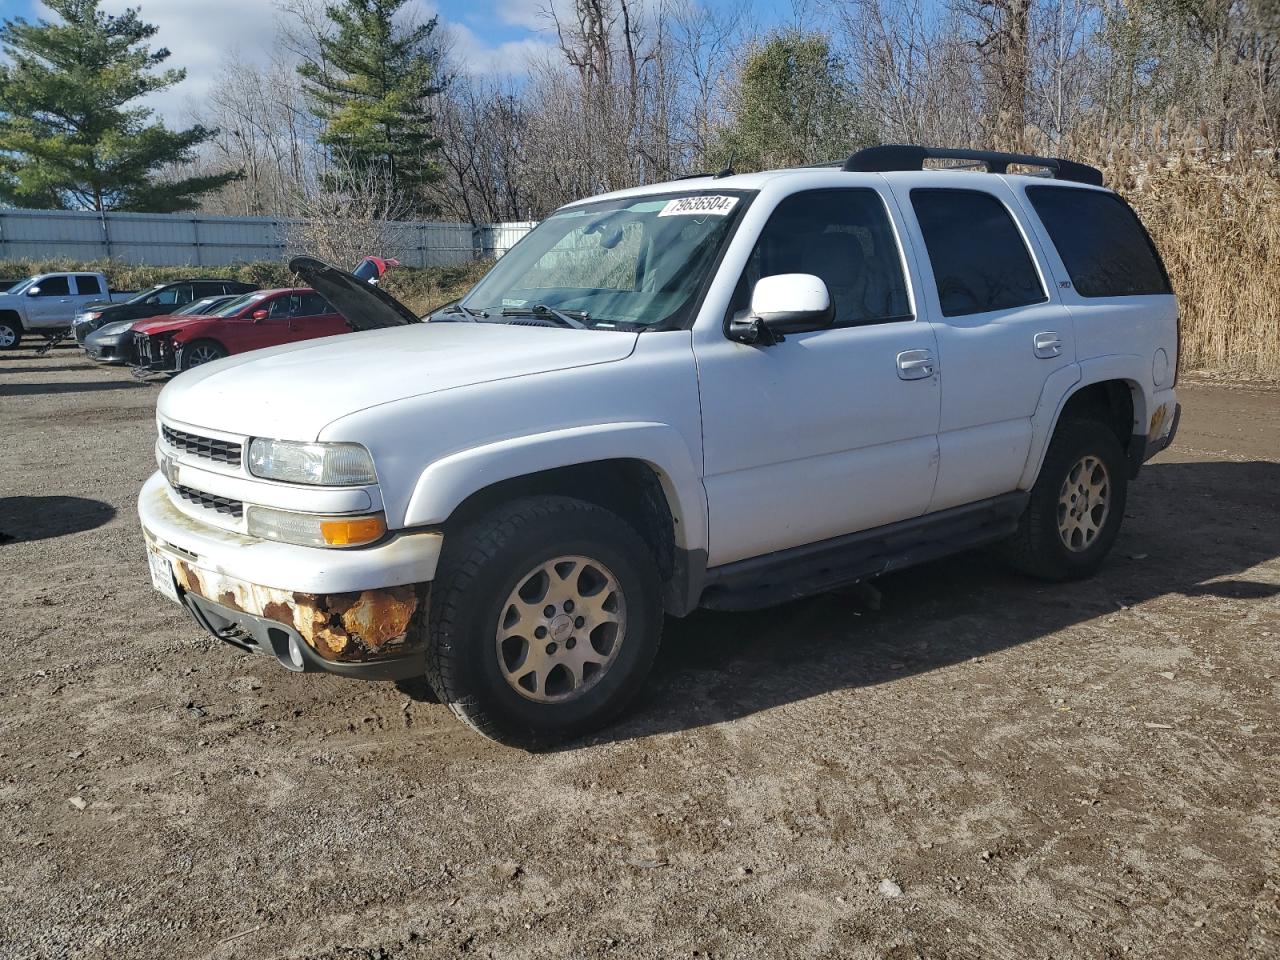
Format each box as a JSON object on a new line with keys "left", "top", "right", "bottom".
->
{"left": 289, "top": 256, "right": 421, "bottom": 331}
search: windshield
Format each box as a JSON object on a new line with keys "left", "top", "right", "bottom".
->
{"left": 459, "top": 191, "right": 751, "bottom": 329}
{"left": 8, "top": 276, "right": 39, "bottom": 294}
{"left": 211, "top": 292, "right": 268, "bottom": 317}
{"left": 175, "top": 296, "right": 227, "bottom": 316}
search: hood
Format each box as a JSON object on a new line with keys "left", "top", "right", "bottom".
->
{"left": 157, "top": 322, "right": 639, "bottom": 440}
{"left": 289, "top": 256, "right": 420, "bottom": 330}
{"left": 133, "top": 314, "right": 216, "bottom": 335}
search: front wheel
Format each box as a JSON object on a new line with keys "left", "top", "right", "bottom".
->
{"left": 0, "top": 316, "right": 21, "bottom": 350}
{"left": 179, "top": 339, "right": 227, "bottom": 370}
{"left": 1003, "top": 418, "right": 1129, "bottom": 581}
{"left": 426, "top": 496, "right": 663, "bottom": 747}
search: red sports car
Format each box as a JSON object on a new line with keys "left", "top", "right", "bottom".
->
{"left": 132, "top": 287, "right": 351, "bottom": 373}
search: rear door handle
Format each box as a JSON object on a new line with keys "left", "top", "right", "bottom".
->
{"left": 897, "top": 349, "right": 935, "bottom": 380}
{"left": 1034, "top": 331, "right": 1063, "bottom": 358}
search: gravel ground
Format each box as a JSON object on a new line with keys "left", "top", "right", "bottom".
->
{"left": 1, "top": 347, "right": 1277, "bottom": 960}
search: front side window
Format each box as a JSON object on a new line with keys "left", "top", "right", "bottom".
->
{"left": 731, "top": 189, "right": 912, "bottom": 327}
{"left": 1026, "top": 187, "right": 1172, "bottom": 297}
{"left": 911, "top": 188, "right": 1046, "bottom": 317}
{"left": 460, "top": 191, "right": 752, "bottom": 329}
{"left": 33, "top": 276, "right": 70, "bottom": 297}
{"left": 266, "top": 295, "right": 295, "bottom": 318}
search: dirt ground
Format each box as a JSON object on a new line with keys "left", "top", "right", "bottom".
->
{"left": 1, "top": 346, "right": 1277, "bottom": 960}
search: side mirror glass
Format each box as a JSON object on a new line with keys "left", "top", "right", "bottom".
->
{"left": 728, "top": 273, "right": 834, "bottom": 345}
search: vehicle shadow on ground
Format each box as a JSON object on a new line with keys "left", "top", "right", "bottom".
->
{"left": 577, "top": 458, "right": 1280, "bottom": 747}
{"left": 0, "top": 380, "right": 149, "bottom": 397}
{"left": 0, "top": 364, "right": 98, "bottom": 375}
{"left": 0, "top": 496, "right": 117, "bottom": 544}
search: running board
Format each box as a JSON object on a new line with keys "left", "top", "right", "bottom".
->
{"left": 698, "top": 492, "right": 1028, "bottom": 612}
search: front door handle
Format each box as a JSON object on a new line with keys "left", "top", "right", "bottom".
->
{"left": 897, "top": 349, "right": 935, "bottom": 380}
{"left": 1034, "top": 331, "right": 1063, "bottom": 358}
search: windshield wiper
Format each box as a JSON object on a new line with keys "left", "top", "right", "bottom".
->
{"left": 434, "top": 303, "right": 488, "bottom": 322}
{"left": 500, "top": 304, "right": 589, "bottom": 329}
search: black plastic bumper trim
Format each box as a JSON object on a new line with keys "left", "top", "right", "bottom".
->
{"left": 182, "top": 592, "right": 425, "bottom": 681}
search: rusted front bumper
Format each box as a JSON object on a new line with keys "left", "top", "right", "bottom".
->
{"left": 139, "top": 472, "right": 442, "bottom": 680}
{"left": 172, "top": 559, "right": 426, "bottom": 667}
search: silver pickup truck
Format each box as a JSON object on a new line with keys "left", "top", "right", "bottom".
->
{"left": 0, "top": 271, "right": 128, "bottom": 348}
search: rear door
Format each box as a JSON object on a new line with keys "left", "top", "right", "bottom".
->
{"left": 73, "top": 274, "right": 105, "bottom": 305}
{"left": 288, "top": 293, "right": 350, "bottom": 340}
{"left": 891, "top": 181, "right": 1074, "bottom": 511}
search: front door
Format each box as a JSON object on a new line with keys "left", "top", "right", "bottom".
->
{"left": 694, "top": 188, "right": 941, "bottom": 568}
{"left": 891, "top": 182, "right": 1075, "bottom": 511}
{"left": 25, "top": 275, "right": 75, "bottom": 329}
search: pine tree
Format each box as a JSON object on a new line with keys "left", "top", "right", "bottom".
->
{"left": 0, "top": 0, "right": 239, "bottom": 212}
{"left": 298, "top": 0, "right": 446, "bottom": 212}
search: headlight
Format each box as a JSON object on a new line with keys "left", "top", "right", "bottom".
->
{"left": 79, "top": 311, "right": 102, "bottom": 322}
{"left": 247, "top": 506, "right": 387, "bottom": 548}
{"left": 247, "top": 439, "right": 377, "bottom": 486}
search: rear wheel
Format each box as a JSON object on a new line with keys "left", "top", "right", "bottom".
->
{"left": 179, "top": 339, "right": 226, "bottom": 370}
{"left": 1004, "top": 418, "right": 1129, "bottom": 581}
{"left": 426, "top": 495, "right": 663, "bottom": 747}
{"left": 0, "top": 316, "right": 21, "bottom": 350}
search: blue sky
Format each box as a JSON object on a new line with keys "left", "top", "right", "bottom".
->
{"left": 0, "top": 0, "right": 796, "bottom": 123}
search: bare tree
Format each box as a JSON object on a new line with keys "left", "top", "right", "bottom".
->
{"left": 285, "top": 158, "right": 416, "bottom": 265}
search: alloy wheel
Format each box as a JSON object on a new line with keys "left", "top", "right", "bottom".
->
{"left": 186, "top": 345, "right": 221, "bottom": 366}
{"left": 495, "top": 555, "right": 626, "bottom": 703}
{"left": 1057, "top": 454, "right": 1111, "bottom": 552}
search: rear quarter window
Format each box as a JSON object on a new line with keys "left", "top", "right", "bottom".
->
{"left": 1026, "top": 187, "right": 1172, "bottom": 297}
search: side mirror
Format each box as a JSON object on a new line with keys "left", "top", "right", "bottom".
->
{"left": 728, "top": 274, "right": 834, "bottom": 346}
{"left": 26, "top": 286, "right": 40, "bottom": 297}
{"left": 251, "top": 308, "right": 269, "bottom": 321}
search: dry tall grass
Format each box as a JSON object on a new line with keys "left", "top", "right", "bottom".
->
{"left": 1061, "top": 122, "right": 1280, "bottom": 379}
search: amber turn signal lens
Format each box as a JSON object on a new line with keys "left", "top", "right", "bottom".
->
{"left": 319, "top": 515, "right": 387, "bottom": 546}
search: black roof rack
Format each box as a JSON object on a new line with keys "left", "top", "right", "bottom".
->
{"left": 843, "top": 145, "right": 1104, "bottom": 186}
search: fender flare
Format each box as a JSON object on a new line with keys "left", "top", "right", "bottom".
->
{"left": 402, "top": 421, "right": 708, "bottom": 552}
{"left": 1019, "top": 355, "right": 1151, "bottom": 489}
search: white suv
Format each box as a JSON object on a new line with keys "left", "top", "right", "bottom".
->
{"left": 138, "top": 145, "right": 1181, "bottom": 746}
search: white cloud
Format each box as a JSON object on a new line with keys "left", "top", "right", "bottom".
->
{"left": 34, "top": 0, "right": 550, "bottom": 124}
{"left": 444, "top": 22, "right": 555, "bottom": 75}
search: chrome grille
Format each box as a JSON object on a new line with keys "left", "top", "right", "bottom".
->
{"left": 175, "top": 484, "right": 243, "bottom": 520}
{"left": 162, "top": 425, "right": 243, "bottom": 467}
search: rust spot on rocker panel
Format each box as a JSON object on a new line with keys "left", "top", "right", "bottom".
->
{"left": 172, "top": 561, "right": 424, "bottom": 663}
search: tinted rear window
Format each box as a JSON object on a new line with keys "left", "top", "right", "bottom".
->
{"left": 1026, "top": 187, "right": 1172, "bottom": 297}
{"left": 910, "top": 189, "right": 1046, "bottom": 316}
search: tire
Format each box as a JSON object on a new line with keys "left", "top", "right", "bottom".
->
{"left": 1003, "top": 417, "right": 1129, "bottom": 581}
{"left": 179, "top": 339, "right": 227, "bottom": 370}
{"left": 0, "top": 315, "right": 21, "bottom": 350}
{"left": 426, "top": 495, "right": 663, "bottom": 748}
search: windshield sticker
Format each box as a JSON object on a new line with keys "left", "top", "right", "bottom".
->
{"left": 657, "top": 195, "right": 739, "bottom": 218}
{"left": 502, "top": 298, "right": 528, "bottom": 307}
